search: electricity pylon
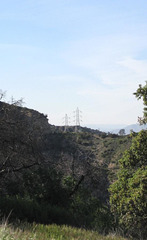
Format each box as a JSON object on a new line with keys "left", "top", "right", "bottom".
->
{"left": 63, "top": 114, "right": 70, "bottom": 132}
{"left": 73, "top": 107, "right": 82, "bottom": 132}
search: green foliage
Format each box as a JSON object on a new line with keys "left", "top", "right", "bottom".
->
{"left": 23, "top": 168, "right": 69, "bottom": 206}
{"left": 109, "top": 130, "right": 147, "bottom": 239}
{"left": 76, "top": 132, "right": 93, "bottom": 145}
{"left": 5, "top": 167, "right": 71, "bottom": 207}
{"left": 0, "top": 166, "right": 112, "bottom": 232}
{"left": 134, "top": 82, "right": 147, "bottom": 124}
{"left": 0, "top": 196, "right": 73, "bottom": 225}
{"left": 70, "top": 188, "right": 112, "bottom": 233}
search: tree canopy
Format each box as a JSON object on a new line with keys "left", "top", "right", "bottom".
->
{"left": 134, "top": 82, "right": 147, "bottom": 124}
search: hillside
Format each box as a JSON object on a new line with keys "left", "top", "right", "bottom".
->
{"left": 0, "top": 101, "right": 132, "bottom": 231}
{"left": 0, "top": 101, "right": 131, "bottom": 198}
{"left": 111, "top": 123, "right": 147, "bottom": 134}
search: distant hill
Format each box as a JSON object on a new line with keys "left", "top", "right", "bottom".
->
{"left": 85, "top": 124, "right": 126, "bottom": 132}
{"left": 112, "top": 124, "right": 147, "bottom": 134}
{"left": 86, "top": 123, "right": 147, "bottom": 134}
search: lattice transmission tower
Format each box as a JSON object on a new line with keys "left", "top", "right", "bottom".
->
{"left": 63, "top": 114, "right": 70, "bottom": 132}
{"left": 73, "top": 107, "right": 82, "bottom": 132}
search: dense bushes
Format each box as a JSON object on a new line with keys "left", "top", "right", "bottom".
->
{"left": 0, "top": 196, "right": 73, "bottom": 225}
{"left": 0, "top": 166, "right": 111, "bottom": 232}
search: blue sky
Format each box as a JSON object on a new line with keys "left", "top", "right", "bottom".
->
{"left": 0, "top": 0, "right": 147, "bottom": 127}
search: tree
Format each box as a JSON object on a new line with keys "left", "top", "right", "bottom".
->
{"left": 118, "top": 129, "right": 125, "bottom": 136}
{"left": 0, "top": 89, "right": 25, "bottom": 107}
{"left": 0, "top": 89, "right": 6, "bottom": 100}
{"left": 10, "top": 96, "right": 25, "bottom": 106}
{"left": 109, "top": 130, "right": 147, "bottom": 239}
{"left": 134, "top": 82, "right": 147, "bottom": 124}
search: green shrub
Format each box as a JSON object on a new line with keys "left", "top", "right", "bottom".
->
{"left": 109, "top": 130, "right": 147, "bottom": 239}
{"left": 0, "top": 196, "right": 73, "bottom": 225}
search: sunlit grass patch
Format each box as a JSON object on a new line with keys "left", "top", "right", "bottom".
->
{"left": 0, "top": 222, "right": 128, "bottom": 240}
{"left": 0, "top": 223, "right": 35, "bottom": 240}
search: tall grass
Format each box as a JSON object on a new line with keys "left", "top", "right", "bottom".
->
{"left": 0, "top": 222, "right": 128, "bottom": 240}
